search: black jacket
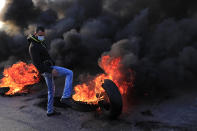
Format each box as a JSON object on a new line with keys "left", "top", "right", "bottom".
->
{"left": 28, "top": 35, "right": 54, "bottom": 74}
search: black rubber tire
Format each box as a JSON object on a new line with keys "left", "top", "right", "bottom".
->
{"left": 0, "top": 87, "right": 10, "bottom": 95}
{"left": 101, "top": 79, "right": 123, "bottom": 119}
{"left": 71, "top": 101, "right": 99, "bottom": 112}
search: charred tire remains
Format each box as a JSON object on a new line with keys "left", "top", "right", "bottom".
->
{"left": 0, "top": 87, "right": 28, "bottom": 96}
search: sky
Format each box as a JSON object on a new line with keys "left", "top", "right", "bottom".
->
{"left": 0, "top": 0, "right": 6, "bottom": 28}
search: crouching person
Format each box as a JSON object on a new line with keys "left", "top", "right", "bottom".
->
{"left": 28, "top": 26, "right": 74, "bottom": 116}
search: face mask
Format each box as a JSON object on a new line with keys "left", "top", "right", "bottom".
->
{"left": 38, "top": 36, "right": 45, "bottom": 41}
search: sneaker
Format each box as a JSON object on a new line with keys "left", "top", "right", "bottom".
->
{"left": 47, "top": 109, "right": 61, "bottom": 117}
{"left": 60, "top": 97, "right": 74, "bottom": 107}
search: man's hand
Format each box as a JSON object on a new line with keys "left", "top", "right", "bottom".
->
{"left": 52, "top": 69, "right": 59, "bottom": 76}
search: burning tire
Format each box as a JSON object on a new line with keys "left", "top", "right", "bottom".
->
{"left": 71, "top": 101, "right": 99, "bottom": 112}
{"left": 0, "top": 87, "right": 10, "bottom": 95}
{"left": 71, "top": 79, "right": 123, "bottom": 118}
{"left": 100, "top": 79, "right": 123, "bottom": 119}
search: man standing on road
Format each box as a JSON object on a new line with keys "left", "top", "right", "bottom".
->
{"left": 28, "top": 26, "right": 74, "bottom": 116}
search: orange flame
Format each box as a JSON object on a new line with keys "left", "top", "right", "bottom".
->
{"left": 0, "top": 62, "right": 40, "bottom": 95}
{"left": 72, "top": 55, "right": 134, "bottom": 104}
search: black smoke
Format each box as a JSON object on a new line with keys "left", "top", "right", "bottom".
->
{"left": 0, "top": 0, "right": 197, "bottom": 96}
{"left": 1, "top": 0, "right": 40, "bottom": 28}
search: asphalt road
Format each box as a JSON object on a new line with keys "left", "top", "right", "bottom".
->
{"left": 0, "top": 79, "right": 197, "bottom": 131}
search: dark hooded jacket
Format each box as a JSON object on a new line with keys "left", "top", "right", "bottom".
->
{"left": 28, "top": 35, "right": 55, "bottom": 74}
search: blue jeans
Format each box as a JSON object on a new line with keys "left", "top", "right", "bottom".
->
{"left": 42, "top": 66, "right": 73, "bottom": 114}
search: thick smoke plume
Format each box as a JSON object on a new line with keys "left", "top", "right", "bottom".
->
{"left": 0, "top": 0, "right": 197, "bottom": 96}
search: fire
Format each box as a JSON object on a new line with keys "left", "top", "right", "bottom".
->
{"left": 0, "top": 62, "right": 40, "bottom": 95}
{"left": 72, "top": 55, "right": 134, "bottom": 104}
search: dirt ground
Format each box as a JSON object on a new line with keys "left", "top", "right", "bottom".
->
{"left": 0, "top": 77, "right": 197, "bottom": 131}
